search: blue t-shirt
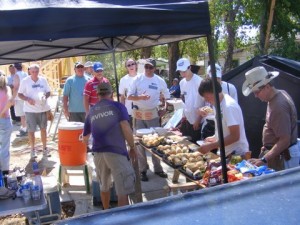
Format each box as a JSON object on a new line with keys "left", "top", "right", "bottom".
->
{"left": 63, "top": 75, "right": 89, "bottom": 112}
{"left": 169, "top": 85, "right": 181, "bottom": 98}
{"left": 83, "top": 99, "right": 129, "bottom": 157}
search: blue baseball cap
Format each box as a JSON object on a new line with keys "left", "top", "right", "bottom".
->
{"left": 93, "top": 62, "right": 104, "bottom": 71}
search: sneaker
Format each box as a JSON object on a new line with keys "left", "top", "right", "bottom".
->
{"left": 155, "top": 171, "right": 168, "bottom": 178}
{"left": 43, "top": 148, "right": 51, "bottom": 158}
{"left": 31, "top": 150, "right": 37, "bottom": 159}
{"left": 140, "top": 172, "right": 149, "bottom": 182}
{"left": 16, "top": 130, "right": 27, "bottom": 137}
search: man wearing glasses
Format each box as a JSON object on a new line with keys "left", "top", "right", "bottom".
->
{"left": 63, "top": 62, "right": 90, "bottom": 122}
{"left": 127, "top": 58, "right": 170, "bottom": 181}
{"left": 83, "top": 62, "right": 110, "bottom": 114}
{"left": 243, "top": 66, "right": 299, "bottom": 171}
{"left": 119, "top": 59, "right": 138, "bottom": 127}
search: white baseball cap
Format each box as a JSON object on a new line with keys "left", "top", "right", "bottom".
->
{"left": 207, "top": 64, "right": 222, "bottom": 78}
{"left": 176, "top": 58, "right": 190, "bottom": 71}
{"left": 84, "top": 61, "right": 93, "bottom": 67}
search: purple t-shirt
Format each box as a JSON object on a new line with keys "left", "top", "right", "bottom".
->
{"left": 83, "top": 99, "right": 129, "bottom": 156}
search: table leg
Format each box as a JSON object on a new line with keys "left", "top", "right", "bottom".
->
{"left": 129, "top": 158, "right": 143, "bottom": 204}
{"left": 172, "top": 169, "right": 180, "bottom": 183}
{"left": 34, "top": 210, "right": 41, "bottom": 225}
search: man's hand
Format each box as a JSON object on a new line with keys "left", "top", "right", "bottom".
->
{"left": 193, "top": 122, "right": 200, "bottom": 130}
{"left": 27, "top": 98, "right": 35, "bottom": 105}
{"left": 129, "top": 147, "right": 137, "bottom": 163}
{"left": 197, "top": 143, "right": 212, "bottom": 154}
{"left": 139, "top": 93, "right": 150, "bottom": 100}
{"left": 248, "top": 158, "right": 264, "bottom": 167}
{"left": 64, "top": 108, "right": 70, "bottom": 121}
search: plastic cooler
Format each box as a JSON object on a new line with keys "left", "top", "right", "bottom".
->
{"left": 26, "top": 176, "right": 61, "bottom": 224}
{"left": 92, "top": 171, "right": 117, "bottom": 206}
{"left": 58, "top": 122, "right": 86, "bottom": 166}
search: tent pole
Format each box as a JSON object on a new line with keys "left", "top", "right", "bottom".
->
{"left": 206, "top": 35, "right": 228, "bottom": 183}
{"left": 112, "top": 51, "right": 120, "bottom": 102}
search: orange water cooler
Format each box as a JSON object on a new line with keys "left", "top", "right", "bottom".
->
{"left": 58, "top": 122, "right": 86, "bottom": 166}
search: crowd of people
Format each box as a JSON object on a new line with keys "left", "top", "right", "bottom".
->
{"left": 0, "top": 57, "right": 298, "bottom": 209}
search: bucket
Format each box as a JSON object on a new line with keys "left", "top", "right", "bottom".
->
{"left": 58, "top": 122, "right": 86, "bottom": 166}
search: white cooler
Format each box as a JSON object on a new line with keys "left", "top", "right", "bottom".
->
{"left": 26, "top": 175, "right": 61, "bottom": 224}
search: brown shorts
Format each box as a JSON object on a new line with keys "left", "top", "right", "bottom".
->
{"left": 93, "top": 152, "right": 135, "bottom": 196}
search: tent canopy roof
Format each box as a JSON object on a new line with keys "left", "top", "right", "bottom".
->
{"left": 0, "top": 0, "right": 210, "bottom": 65}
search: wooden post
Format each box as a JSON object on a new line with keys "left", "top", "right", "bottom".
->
{"left": 264, "top": 0, "right": 276, "bottom": 54}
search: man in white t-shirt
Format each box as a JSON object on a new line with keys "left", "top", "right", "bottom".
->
{"left": 119, "top": 59, "right": 138, "bottom": 127}
{"left": 18, "top": 64, "right": 51, "bottom": 159}
{"left": 206, "top": 63, "right": 238, "bottom": 102}
{"left": 127, "top": 58, "right": 170, "bottom": 182}
{"left": 197, "top": 78, "right": 248, "bottom": 156}
{"left": 13, "top": 63, "right": 28, "bottom": 137}
{"left": 176, "top": 58, "right": 205, "bottom": 143}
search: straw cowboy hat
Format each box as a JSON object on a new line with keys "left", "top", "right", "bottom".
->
{"left": 242, "top": 66, "right": 279, "bottom": 96}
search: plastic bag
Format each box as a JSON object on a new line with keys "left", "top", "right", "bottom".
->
{"left": 0, "top": 186, "right": 16, "bottom": 200}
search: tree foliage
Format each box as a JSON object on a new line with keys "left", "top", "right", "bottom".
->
{"left": 86, "top": 0, "right": 300, "bottom": 89}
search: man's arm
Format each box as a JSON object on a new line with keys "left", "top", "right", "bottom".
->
{"left": 82, "top": 134, "right": 91, "bottom": 146}
{"left": 12, "top": 75, "right": 20, "bottom": 99}
{"left": 127, "top": 94, "right": 150, "bottom": 101}
{"left": 120, "top": 94, "right": 126, "bottom": 105}
{"left": 263, "top": 135, "right": 290, "bottom": 161}
{"left": 198, "top": 125, "right": 240, "bottom": 154}
{"left": 120, "top": 120, "right": 137, "bottom": 162}
{"left": 63, "top": 95, "right": 70, "bottom": 120}
{"left": 83, "top": 95, "right": 90, "bottom": 114}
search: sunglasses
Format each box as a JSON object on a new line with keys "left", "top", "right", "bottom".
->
{"left": 144, "top": 65, "right": 154, "bottom": 70}
{"left": 95, "top": 70, "right": 103, "bottom": 73}
{"left": 76, "top": 65, "right": 84, "bottom": 69}
{"left": 126, "top": 63, "right": 136, "bottom": 67}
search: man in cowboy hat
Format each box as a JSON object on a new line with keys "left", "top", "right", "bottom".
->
{"left": 243, "top": 66, "right": 299, "bottom": 171}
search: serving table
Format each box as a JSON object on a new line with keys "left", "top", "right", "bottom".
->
{"left": 0, "top": 194, "right": 47, "bottom": 225}
{"left": 135, "top": 132, "right": 215, "bottom": 194}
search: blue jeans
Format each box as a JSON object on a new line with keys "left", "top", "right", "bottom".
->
{"left": 0, "top": 118, "right": 13, "bottom": 171}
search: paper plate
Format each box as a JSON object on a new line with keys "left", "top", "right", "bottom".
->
{"left": 136, "top": 128, "right": 153, "bottom": 137}
{"left": 196, "top": 140, "right": 204, "bottom": 146}
{"left": 153, "top": 127, "right": 168, "bottom": 136}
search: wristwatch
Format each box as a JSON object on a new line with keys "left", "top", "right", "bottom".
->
{"left": 260, "top": 157, "right": 267, "bottom": 163}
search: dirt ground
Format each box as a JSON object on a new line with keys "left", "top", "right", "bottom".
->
{"left": 0, "top": 109, "right": 175, "bottom": 224}
{"left": 0, "top": 128, "right": 75, "bottom": 225}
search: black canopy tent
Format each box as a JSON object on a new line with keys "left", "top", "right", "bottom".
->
{"left": 223, "top": 55, "right": 300, "bottom": 157}
{"left": 0, "top": 0, "right": 228, "bottom": 182}
{"left": 0, "top": 0, "right": 211, "bottom": 64}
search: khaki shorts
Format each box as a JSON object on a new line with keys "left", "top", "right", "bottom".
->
{"left": 93, "top": 152, "right": 135, "bottom": 196}
{"left": 14, "top": 100, "right": 25, "bottom": 117}
{"left": 25, "top": 112, "right": 47, "bottom": 132}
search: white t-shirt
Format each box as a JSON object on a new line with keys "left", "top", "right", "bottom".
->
{"left": 221, "top": 81, "right": 238, "bottom": 102}
{"left": 18, "top": 75, "right": 51, "bottom": 112}
{"left": 128, "top": 74, "right": 170, "bottom": 110}
{"left": 119, "top": 74, "right": 137, "bottom": 115}
{"left": 15, "top": 71, "right": 28, "bottom": 100}
{"left": 180, "top": 74, "right": 205, "bottom": 124}
{"left": 215, "top": 94, "right": 248, "bottom": 155}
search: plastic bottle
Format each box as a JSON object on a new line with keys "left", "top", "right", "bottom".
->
{"left": 32, "top": 161, "right": 43, "bottom": 193}
{"left": 0, "top": 170, "right": 3, "bottom": 187}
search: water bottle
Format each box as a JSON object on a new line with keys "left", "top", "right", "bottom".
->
{"left": 0, "top": 170, "right": 3, "bottom": 187}
{"left": 32, "top": 161, "right": 43, "bottom": 193}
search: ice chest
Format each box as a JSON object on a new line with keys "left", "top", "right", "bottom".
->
{"left": 92, "top": 180, "right": 117, "bottom": 206}
{"left": 26, "top": 176, "right": 61, "bottom": 224}
{"left": 58, "top": 122, "right": 87, "bottom": 166}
